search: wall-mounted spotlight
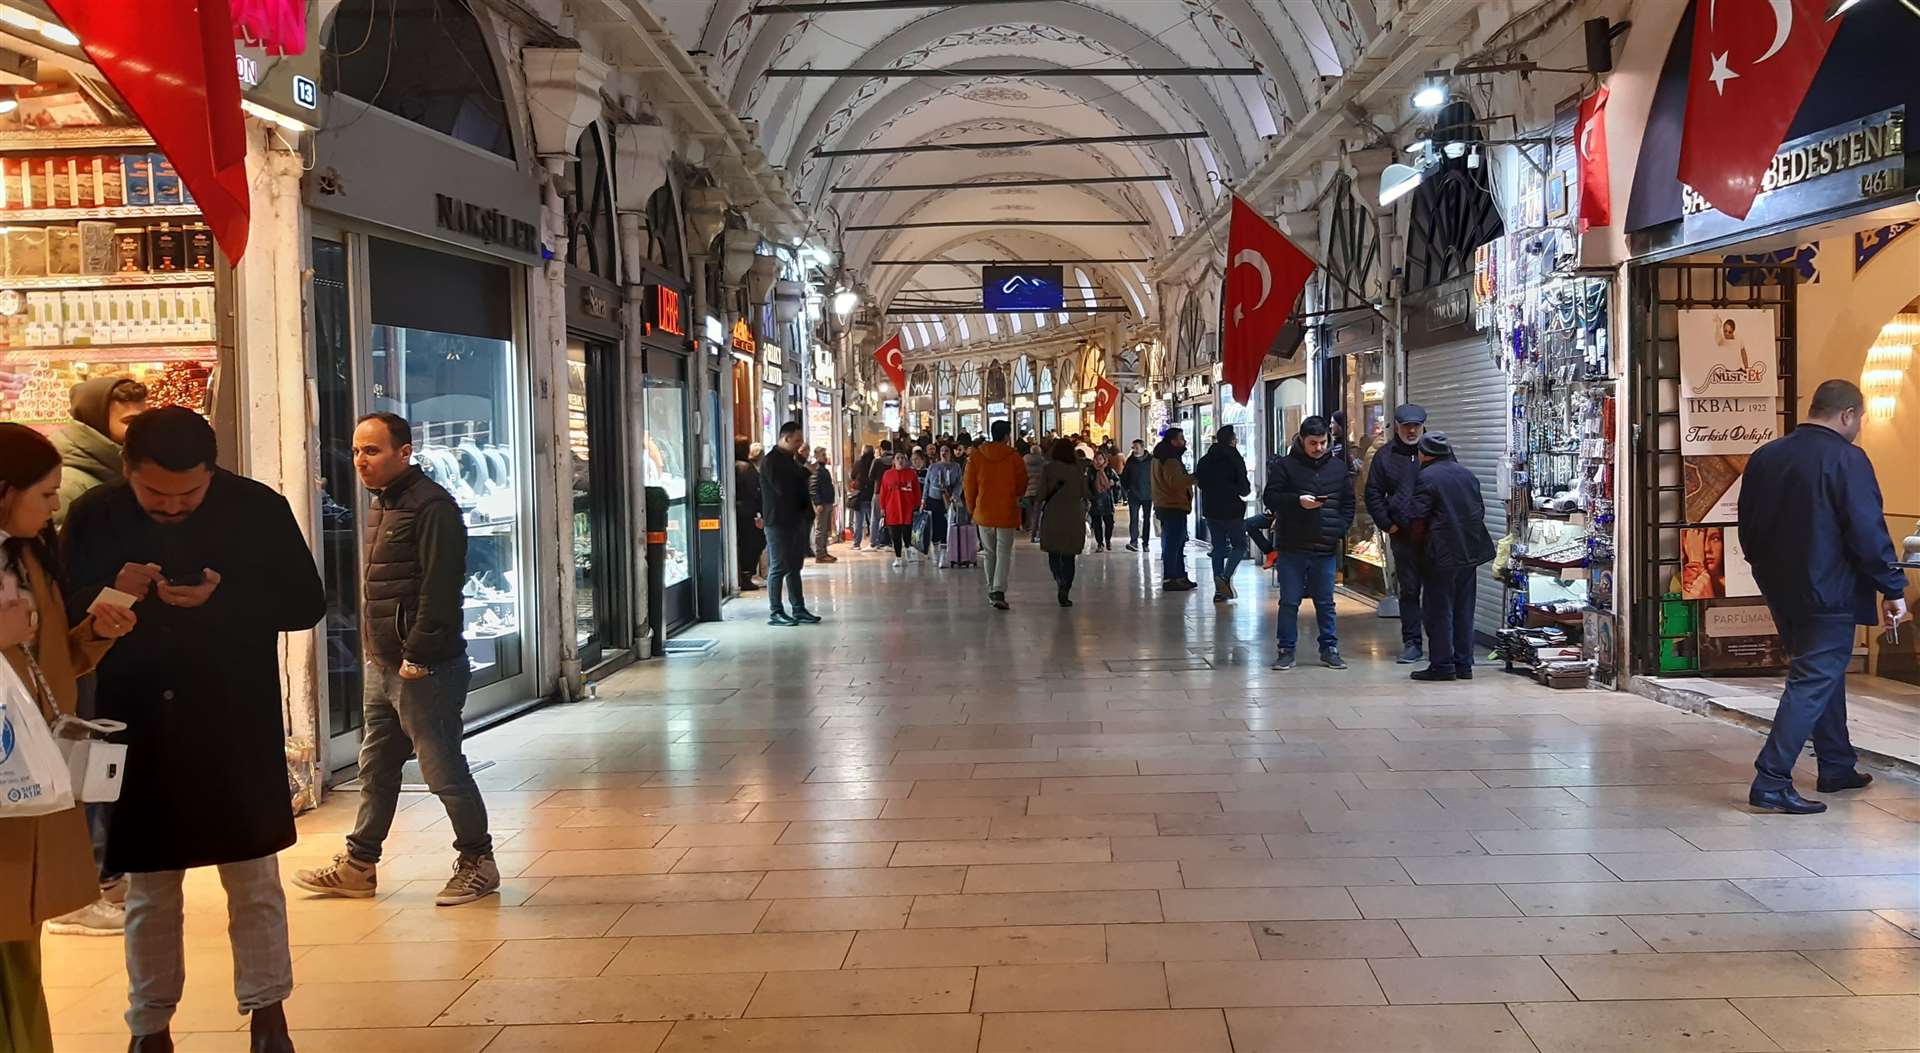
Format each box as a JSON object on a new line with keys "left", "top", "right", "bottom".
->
{"left": 1378, "top": 163, "right": 1423, "bottom": 206}
{"left": 1412, "top": 81, "right": 1448, "bottom": 111}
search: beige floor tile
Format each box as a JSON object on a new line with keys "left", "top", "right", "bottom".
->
{"left": 606, "top": 900, "right": 771, "bottom": 936}
{"left": 1261, "top": 831, "right": 1487, "bottom": 857}
{"left": 776, "top": 817, "right": 990, "bottom": 842}
{"left": 909, "top": 777, "right": 1044, "bottom": 798}
{"left": 844, "top": 924, "right": 1108, "bottom": 967}
{"left": 1250, "top": 919, "right": 1418, "bottom": 959}
{"left": 1596, "top": 849, "right": 1814, "bottom": 881}
{"left": 976, "top": 1009, "right": 1233, "bottom": 1052}
{"left": 654, "top": 823, "right": 788, "bottom": 847}
{"left": 963, "top": 861, "right": 1183, "bottom": 893}
{"left": 481, "top": 1023, "right": 672, "bottom": 1053}
{"left": 807, "top": 762, "right": 976, "bottom": 782}
{"left": 1399, "top": 916, "right": 1653, "bottom": 956}
{"left": 562, "top": 804, "right": 755, "bottom": 826}
{"left": 1224, "top": 1005, "right": 1537, "bottom": 1052}
{"left": 496, "top": 826, "right": 672, "bottom": 851}
{"left": 518, "top": 848, "right": 687, "bottom": 877}
{"left": 1179, "top": 858, "right": 1411, "bottom": 888}
{"left": 1026, "top": 792, "right": 1224, "bottom": 815}
{"left": 908, "top": 889, "right": 1162, "bottom": 927}
{"left": 987, "top": 814, "right": 1161, "bottom": 839}
{"left": 1624, "top": 911, "right": 1920, "bottom": 952}
{"left": 973, "top": 963, "right": 1170, "bottom": 1012}
{"left": 602, "top": 931, "right": 852, "bottom": 974}
{"left": 748, "top": 864, "right": 966, "bottom": 898}
{"left": 1801, "top": 948, "right": 1920, "bottom": 994}
{"left": 669, "top": 842, "right": 895, "bottom": 872}
{"left": 745, "top": 966, "right": 975, "bottom": 1016}
{"left": 361, "top": 904, "right": 626, "bottom": 942}
{"left": 1165, "top": 959, "right": 1385, "bottom": 1007}
{"left": 1349, "top": 883, "right": 1519, "bottom": 919}
{"left": 1733, "top": 993, "right": 1920, "bottom": 1050}
{"left": 657, "top": 1014, "right": 982, "bottom": 1053}
{"left": 176, "top": 1027, "right": 501, "bottom": 1052}
{"left": 280, "top": 979, "right": 472, "bottom": 1029}
{"left": 891, "top": 837, "right": 1112, "bottom": 866}
{"left": 1154, "top": 812, "right": 1315, "bottom": 836}
{"left": 1508, "top": 999, "right": 1781, "bottom": 1053}
{"left": 732, "top": 780, "right": 915, "bottom": 801}
{"left": 1782, "top": 845, "right": 1920, "bottom": 876}
{"left": 1301, "top": 806, "right": 1527, "bottom": 832}
{"left": 468, "top": 937, "right": 629, "bottom": 978}
{"left": 743, "top": 799, "right": 886, "bottom": 822}
{"left": 1502, "top": 879, "right": 1770, "bottom": 916}
{"left": 1398, "top": 853, "right": 1617, "bottom": 885}
{"left": 1732, "top": 875, "right": 1920, "bottom": 912}
{"left": 1473, "top": 827, "right": 1699, "bottom": 855}
{"left": 437, "top": 974, "right": 761, "bottom": 1024}
{"left": 295, "top": 940, "right": 498, "bottom": 982}
{"left": 1546, "top": 951, "right": 1849, "bottom": 999}
{"left": 526, "top": 872, "right": 763, "bottom": 905}
{"left": 1158, "top": 886, "right": 1359, "bottom": 923}
{"left": 1370, "top": 955, "right": 1573, "bottom": 1004}
{"left": 878, "top": 796, "right": 1033, "bottom": 818}
{"left": 1107, "top": 922, "right": 1261, "bottom": 962}
{"left": 756, "top": 895, "right": 913, "bottom": 931}
{"left": 1109, "top": 834, "right": 1270, "bottom": 861}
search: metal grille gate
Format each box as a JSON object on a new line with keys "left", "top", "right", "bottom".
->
{"left": 1628, "top": 262, "right": 1797, "bottom": 677}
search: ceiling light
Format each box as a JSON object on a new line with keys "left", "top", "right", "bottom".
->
{"left": 1378, "top": 162, "right": 1423, "bottom": 206}
{"left": 1412, "top": 81, "right": 1448, "bottom": 111}
{"left": 39, "top": 22, "right": 77, "bottom": 46}
{"left": 0, "top": 89, "right": 16, "bottom": 115}
{"left": 831, "top": 289, "right": 859, "bottom": 320}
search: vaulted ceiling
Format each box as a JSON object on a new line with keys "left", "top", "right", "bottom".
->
{"left": 664, "top": 1, "right": 1384, "bottom": 355}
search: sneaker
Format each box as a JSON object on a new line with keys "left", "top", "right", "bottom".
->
{"left": 768, "top": 610, "right": 799, "bottom": 627}
{"left": 44, "top": 897, "right": 125, "bottom": 936}
{"left": 1125, "top": 542, "right": 1139, "bottom": 552}
{"left": 1397, "top": 643, "right": 1423, "bottom": 665}
{"left": 990, "top": 592, "right": 1010, "bottom": 611}
{"left": 435, "top": 854, "right": 501, "bottom": 906}
{"left": 101, "top": 875, "right": 128, "bottom": 906}
{"left": 1262, "top": 550, "right": 1279, "bottom": 571}
{"left": 1410, "top": 668, "right": 1457, "bottom": 682}
{"left": 891, "top": 557, "right": 903, "bottom": 567}
{"left": 1224, "top": 577, "right": 1237, "bottom": 599}
{"left": 1321, "top": 650, "right": 1348, "bottom": 670}
{"left": 1270, "top": 650, "right": 1297, "bottom": 671}
{"left": 291, "top": 853, "right": 377, "bottom": 899}
{"left": 791, "top": 608, "right": 822, "bottom": 624}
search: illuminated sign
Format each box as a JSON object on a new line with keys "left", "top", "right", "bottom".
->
{"left": 982, "top": 264, "right": 1064, "bottom": 311}
{"left": 648, "top": 285, "right": 685, "bottom": 337}
{"left": 730, "top": 318, "right": 757, "bottom": 353}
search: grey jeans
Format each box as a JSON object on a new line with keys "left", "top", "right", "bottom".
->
{"left": 978, "top": 526, "right": 1019, "bottom": 596}
{"left": 812, "top": 503, "right": 834, "bottom": 556}
{"left": 348, "top": 657, "right": 491, "bottom": 864}
{"left": 125, "top": 855, "right": 291, "bottom": 1036}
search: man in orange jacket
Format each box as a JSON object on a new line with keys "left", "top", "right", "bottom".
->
{"left": 962, "top": 419, "right": 1030, "bottom": 610}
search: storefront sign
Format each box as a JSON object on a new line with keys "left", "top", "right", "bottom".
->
{"left": 1699, "top": 599, "right": 1785, "bottom": 672}
{"left": 233, "top": 1, "right": 320, "bottom": 124}
{"left": 578, "top": 283, "right": 613, "bottom": 321}
{"left": 1677, "top": 108, "right": 1907, "bottom": 245}
{"left": 648, "top": 285, "right": 685, "bottom": 337}
{"left": 435, "top": 194, "right": 538, "bottom": 256}
{"left": 730, "top": 319, "right": 756, "bottom": 354}
{"left": 703, "top": 315, "right": 725, "bottom": 345}
{"left": 1176, "top": 372, "right": 1213, "bottom": 402}
{"left": 761, "top": 341, "right": 782, "bottom": 369}
{"left": 813, "top": 347, "right": 835, "bottom": 386}
{"left": 1677, "top": 308, "right": 1777, "bottom": 456}
{"left": 765, "top": 363, "right": 784, "bottom": 387}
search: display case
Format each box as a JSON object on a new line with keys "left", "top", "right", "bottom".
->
{"left": 643, "top": 370, "right": 692, "bottom": 590}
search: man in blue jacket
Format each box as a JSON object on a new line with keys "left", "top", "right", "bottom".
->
{"left": 1738, "top": 380, "right": 1909, "bottom": 814}
{"left": 1365, "top": 404, "right": 1429, "bottom": 664}
{"left": 1406, "top": 433, "right": 1494, "bottom": 682}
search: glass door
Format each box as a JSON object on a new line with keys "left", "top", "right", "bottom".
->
{"left": 313, "top": 236, "right": 365, "bottom": 772}
{"left": 566, "top": 338, "right": 629, "bottom": 670}
{"left": 643, "top": 353, "right": 694, "bottom": 631}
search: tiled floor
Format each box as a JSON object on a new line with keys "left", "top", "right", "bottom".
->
{"left": 1647, "top": 673, "right": 1920, "bottom": 770}
{"left": 44, "top": 528, "right": 1920, "bottom": 1052}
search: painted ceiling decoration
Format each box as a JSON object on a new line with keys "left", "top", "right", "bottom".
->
{"left": 663, "top": 0, "right": 1375, "bottom": 356}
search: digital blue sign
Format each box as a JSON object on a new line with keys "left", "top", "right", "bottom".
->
{"left": 982, "top": 265, "right": 1065, "bottom": 311}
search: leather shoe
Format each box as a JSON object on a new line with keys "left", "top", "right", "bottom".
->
{"left": 791, "top": 608, "right": 822, "bottom": 624}
{"left": 767, "top": 611, "right": 798, "bottom": 626}
{"left": 1748, "top": 786, "right": 1827, "bottom": 814}
{"left": 1816, "top": 770, "right": 1872, "bottom": 793}
{"left": 1409, "top": 668, "right": 1456, "bottom": 682}
{"left": 128, "top": 1032, "right": 173, "bottom": 1053}
{"left": 250, "top": 1002, "right": 293, "bottom": 1053}
{"left": 1455, "top": 669, "right": 1474, "bottom": 680}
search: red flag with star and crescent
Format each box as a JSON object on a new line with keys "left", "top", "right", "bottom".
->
{"left": 1678, "top": 0, "right": 1842, "bottom": 221}
{"left": 874, "top": 332, "right": 906, "bottom": 394}
{"left": 1222, "top": 196, "right": 1314, "bottom": 406}
{"left": 1092, "top": 375, "right": 1119, "bottom": 425}
{"left": 1576, "top": 88, "right": 1612, "bottom": 233}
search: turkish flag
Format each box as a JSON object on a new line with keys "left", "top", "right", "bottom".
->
{"left": 46, "top": 0, "right": 252, "bottom": 261}
{"left": 1222, "top": 196, "right": 1314, "bottom": 405}
{"left": 1576, "top": 88, "right": 1612, "bottom": 233}
{"left": 1678, "top": 0, "right": 1842, "bottom": 221}
{"left": 874, "top": 332, "right": 906, "bottom": 394}
{"left": 1092, "top": 375, "right": 1119, "bottom": 425}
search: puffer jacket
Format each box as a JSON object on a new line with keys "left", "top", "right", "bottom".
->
{"left": 1263, "top": 442, "right": 1357, "bottom": 555}
{"left": 1149, "top": 440, "right": 1193, "bottom": 512}
{"left": 963, "top": 442, "right": 1030, "bottom": 528}
{"left": 1193, "top": 442, "right": 1250, "bottom": 520}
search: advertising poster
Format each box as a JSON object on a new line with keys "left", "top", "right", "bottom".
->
{"left": 1675, "top": 526, "right": 1761, "bottom": 599}
{"left": 1699, "top": 599, "right": 1787, "bottom": 672}
{"left": 1683, "top": 453, "right": 1746, "bottom": 524}
{"left": 1678, "top": 308, "right": 1778, "bottom": 458}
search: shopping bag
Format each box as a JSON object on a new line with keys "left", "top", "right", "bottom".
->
{"left": 0, "top": 658, "right": 76, "bottom": 817}
{"left": 911, "top": 510, "right": 930, "bottom": 552}
{"left": 54, "top": 717, "right": 128, "bottom": 804}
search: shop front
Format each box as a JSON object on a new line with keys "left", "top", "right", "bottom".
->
{"left": 1323, "top": 316, "right": 1388, "bottom": 596}
{"left": 306, "top": 20, "right": 545, "bottom": 762}
{"left": 637, "top": 280, "right": 697, "bottom": 635}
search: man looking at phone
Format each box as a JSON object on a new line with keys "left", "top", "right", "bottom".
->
{"left": 1738, "top": 379, "right": 1910, "bottom": 814}
{"left": 295, "top": 411, "right": 500, "bottom": 902}
{"left": 1263, "top": 416, "right": 1355, "bottom": 670}
{"left": 62, "top": 407, "right": 325, "bottom": 1052}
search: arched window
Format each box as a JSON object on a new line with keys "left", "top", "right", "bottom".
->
{"left": 568, "top": 126, "right": 617, "bottom": 278}
{"left": 325, "top": 0, "right": 515, "bottom": 160}
{"left": 644, "top": 183, "right": 684, "bottom": 275}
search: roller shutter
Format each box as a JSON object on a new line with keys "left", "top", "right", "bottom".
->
{"left": 1406, "top": 336, "right": 1509, "bottom": 640}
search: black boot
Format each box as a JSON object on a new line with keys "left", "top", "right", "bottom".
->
{"left": 128, "top": 1032, "right": 173, "bottom": 1053}
{"left": 250, "top": 1002, "right": 294, "bottom": 1053}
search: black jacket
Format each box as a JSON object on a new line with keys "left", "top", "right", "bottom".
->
{"left": 1119, "top": 452, "right": 1153, "bottom": 501}
{"left": 735, "top": 459, "right": 763, "bottom": 523}
{"left": 1410, "top": 459, "right": 1495, "bottom": 570}
{"left": 1738, "top": 424, "right": 1906, "bottom": 625}
{"left": 361, "top": 466, "right": 466, "bottom": 667}
{"left": 62, "top": 471, "right": 326, "bottom": 872}
{"left": 1193, "top": 443, "right": 1251, "bottom": 520}
{"left": 868, "top": 455, "right": 892, "bottom": 501}
{"left": 761, "top": 445, "right": 815, "bottom": 528}
{"left": 1364, "top": 437, "right": 1424, "bottom": 532}
{"left": 809, "top": 461, "right": 836, "bottom": 505}
{"left": 849, "top": 452, "right": 875, "bottom": 506}
{"left": 1263, "top": 443, "right": 1356, "bottom": 554}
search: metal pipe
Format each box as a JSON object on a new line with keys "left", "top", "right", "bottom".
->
{"left": 769, "top": 67, "right": 1260, "bottom": 78}
{"left": 871, "top": 257, "right": 1150, "bottom": 265}
{"left": 830, "top": 174, "right": 1172, "bottom": 194}
{"left": 814, "top": 131, "right": 1208, "bottom": 158}
{"left": 752, "top": 0, "right": 1024, "bottom": 11}
{"left": 885, "top": 306, "right": 1132, "bottom": 315}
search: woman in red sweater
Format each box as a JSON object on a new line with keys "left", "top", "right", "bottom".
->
{"left": 877, "top": 451, "right": 924, "bottom": 568}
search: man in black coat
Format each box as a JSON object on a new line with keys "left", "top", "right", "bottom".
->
{"left": 1407, "top": 432, "right": 1495, "bottom": 682}
{"left": 1365, "top": 404, "right": 1429, "bottom": 664}
{"left": 810, "top": 446, "right": 839, "bottom": 563}
{"left": 1119, "top": 438, "right": 1153, "bottom": 550}
{"left": 735, "top": 440, "right": 764, "bottom": 591}
{"left": 1737, "top": 380, "right": 1908, "bottom": 814}
{"left": 1263, "top": 416, "right": 1356, "bottom": 670}
{"left": 1193, "top": 425, "right": 1252, "bottom": 603}
{"left": 762, "top": 421, "right": 820, "bottom": 626}
{"left": 62, "top": 408, "right": 324, "bottom": 1049}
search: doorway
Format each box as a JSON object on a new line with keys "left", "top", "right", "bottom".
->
{"left": 566, "top": 337, "right": 630, "bottom": 671}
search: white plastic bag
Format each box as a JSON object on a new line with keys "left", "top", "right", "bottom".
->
{"left": 0, "top": 658, "right": 74, "bottom": 817}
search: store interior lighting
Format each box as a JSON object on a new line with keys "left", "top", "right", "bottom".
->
{"left": 831, "top": 288, "right": 859, "bottom": 320}
{"left": 1412, "top": 80, "right": 1448, "bottom": 111}
{"left": 1864, "top": 312, "right": 1918, "bottom": 421}
{"left": 0, "top": 88, "right": 15, "bottom": 115}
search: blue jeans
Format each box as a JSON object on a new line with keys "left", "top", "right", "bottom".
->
{"left": 1156, "top": 510, "right": 1189, "bottom": 581}
{"left": 1391, "top": 538, "right": 1425, "bottom": 648}
{"left": 1207, "top": 518, "right": 1249, "bottom": 582}
{"left": 1245, "top": 515, "right": 1273, "bottom": 557}
{"left": 1752, "top": 617, "right": 1859, "bottom": 793}
{"left": 348, "top": 657, "right": 491, "bottom": 864}
{"left": 1421, "top": 564, "right": 1479, "bottom": 673}
{"left": 850, "top": 501, "right": 871, "bottom": 547}
{"left": 1275, "top": 551, "right": 1338, "bottom": 653}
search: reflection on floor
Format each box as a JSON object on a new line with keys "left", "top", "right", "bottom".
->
{"left": 43, "top": 532, "right": 1920, "bottom": 1052}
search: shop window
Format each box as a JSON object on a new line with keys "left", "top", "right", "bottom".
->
{"left": 325, "top": 0, "right": 515, "bottom": 160}
{"left": 567, "top": 126, "right": 617, "bottom": 279}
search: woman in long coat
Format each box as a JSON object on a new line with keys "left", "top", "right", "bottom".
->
{"left": 0, "top": 424, "right": 135, "bottom": 1051}
{"left": 1037, "top": 438, "right": 1091, "bottom": 606}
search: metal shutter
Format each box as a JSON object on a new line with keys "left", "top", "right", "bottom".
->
{"left": 1407, "top": 336, "right": 1508, "bottom": 640}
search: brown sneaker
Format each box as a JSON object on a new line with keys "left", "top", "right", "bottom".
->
{"left": 45, "top": 898, "right": 125, "bottom": 936}
{"left": 291, "top": 853, "right": 377, "bottom": 899}
{"left": 435, "top": 854, "right": 501, "bottom": 906}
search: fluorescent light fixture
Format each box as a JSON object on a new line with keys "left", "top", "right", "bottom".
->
{"left": 39, "top": 22, "right": 76, "bottom": 45}
{"left": 1405, "top": 139, "right": 1431, "bottom": 154}
{"left": 1378, "top": 162, "right": 1423, "bottom": 206}
{"left": 1412, "top": 81, "right": 1448, "bottom": 110}
{"left": 241, "top": 98, "right": 311, "bottom": 133}
{"left": 0, "top": 90, "right": 15, "bottom": 115}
